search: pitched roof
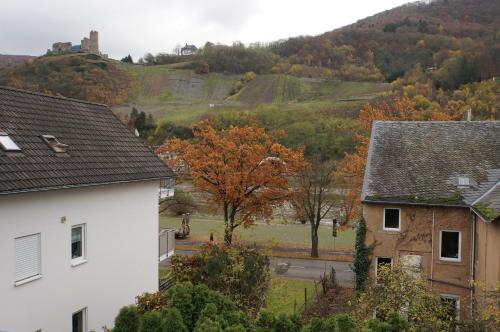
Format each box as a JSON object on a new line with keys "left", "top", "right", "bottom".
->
{"left": 472, "top": 182, "right": 500, "bottom": 222}
{"left": 362, "top": 121, "right": 500, "bottom": 220}
{"left": 0, "top": 86, "right": 174, "bottom": 195}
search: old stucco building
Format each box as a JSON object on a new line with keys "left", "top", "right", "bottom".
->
{"left": 361, "top": 121, "right": 499, "bottom": 319}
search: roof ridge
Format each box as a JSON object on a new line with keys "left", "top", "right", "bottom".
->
{"left": 0, "top": 86, "right": 108, "bottom": 107}
{"left": 471, "top": 180, "right": 500, "bottom": 206}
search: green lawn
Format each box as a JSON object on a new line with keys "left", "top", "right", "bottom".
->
{"left": 160, "top": 213, "right": 355, "bottom": 252}
{"left": 266, "top": 277, "right": 316, "bottom": 314}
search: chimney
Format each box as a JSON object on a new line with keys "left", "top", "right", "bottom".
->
{"left": 466, "top": 108, "right": 472, "bottom": 121}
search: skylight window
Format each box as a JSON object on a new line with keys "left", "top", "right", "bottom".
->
{"left": 458, "top": 177, "right": 470, "bottom": 186}
{"left": 41, "top": 135, "right": 68, "bottom": 153}
{"left": 0, "top": 132, "right": 21, "bottom": 151}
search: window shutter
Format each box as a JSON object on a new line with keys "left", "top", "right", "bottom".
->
{"left": 15, "top": 233, "right": 41, "bottom": 281}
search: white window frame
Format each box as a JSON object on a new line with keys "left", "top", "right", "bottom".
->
{"left": 14, "top": 233, "right": 42, "bottom": 286}
{"left": 375, "top": 256, "right": 393, "bottom": 279}
{"left": 72, "top": 307, "right": 88, "bottom": 332}
{"left": 440, "top": 294, "right": 460, "bottom": 320}
{"left": 383, "top": 208, "right": 401, "bottom": 231}
{"left": 439, "top": 230, "right": 461, "bottom": 262}
{"left": 71, "top": 224, "right": 87, "bottom": 267}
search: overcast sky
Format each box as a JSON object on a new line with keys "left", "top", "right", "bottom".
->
{"left": 1, "top": 0, "right": 409, "bottom": 60}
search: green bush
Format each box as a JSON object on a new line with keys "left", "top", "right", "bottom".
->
{"left": 255, "top": 310, "right": 302, "bottom": 332}
{"left": 301, "top": 314, "right": 355, "bottom": 332}
{"left": 114, "top": 306, "right": 140, "bottom": 332}
{"left": 171, "top": 244, "right": 271, "bottom": 316}
{"left": 159, "top": 308, "right": 188, "bottom": 332}
{"left": 139, "top": 311, "right": 162, "bottom": 332}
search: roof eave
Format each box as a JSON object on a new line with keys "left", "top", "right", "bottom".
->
{"left": 360, "top": 121, "right": 379, "bottom": 201}
{"left": 361, "top": 199, "right": 468, "bottom": 209}
{"left": 0, "top": 176, "right": 175, "bottom": 196}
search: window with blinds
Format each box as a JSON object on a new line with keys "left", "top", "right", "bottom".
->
{"left": 14, "top": 233, "right": 41, "bottom": 282}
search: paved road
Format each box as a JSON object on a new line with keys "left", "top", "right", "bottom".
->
{"left": 161, "top": 250, "right": 353, "bottom": 286}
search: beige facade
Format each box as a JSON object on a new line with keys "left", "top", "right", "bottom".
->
{"left": 475, "top": 218, "right": 500, "bottom": 289}
{"left": 363, "top": 203, "right": 500, "bottom": 318}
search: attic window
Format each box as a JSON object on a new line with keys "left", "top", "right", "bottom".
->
{"left": 41, "top": 135, "right": 68, "bottom": 153}
{"left": 0, "top": 132, "right": 21, "bottom": 151}
{"left": 458, "top": 177, "right": 470, "bottom": 186}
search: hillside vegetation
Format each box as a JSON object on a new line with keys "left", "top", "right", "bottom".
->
{"left": 0, "top": 53, "right": 130, "bottom": 104}
{"left": 0, "top": 0, "right": 497, "bottom": 160}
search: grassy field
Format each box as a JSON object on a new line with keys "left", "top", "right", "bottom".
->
{"left": 160, "top": 213, "right": 355, "bottom": 252}
{"left": 266, "top": 277, "right": 316, "bottom": 315}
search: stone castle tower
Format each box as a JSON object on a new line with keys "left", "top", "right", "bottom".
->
{"left": 81, "top": 30, "right": 99, "bottom": 55}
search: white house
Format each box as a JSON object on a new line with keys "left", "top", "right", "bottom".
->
{"left": 0, "top": 87, "right": 175, "bottom": 332}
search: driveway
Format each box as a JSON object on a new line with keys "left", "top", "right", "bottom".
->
{"left": 161, "top": 250, "right": 354, "bottom": 287}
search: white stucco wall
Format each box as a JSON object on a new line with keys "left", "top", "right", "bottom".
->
{"left": 0, "top": 180, "right": 160, "bottom": 332}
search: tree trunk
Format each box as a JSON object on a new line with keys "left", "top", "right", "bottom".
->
{"left": 311, "top": 226, "right": 319, "bottom": 258}
{"left": 223, "top": 202, "right": 232, "bottom": 245}
{"left": 224, "top": 227, "right": 233, "bottom": 245}
{"left": 224, "top": 205, "right": 236, "bottom": 246}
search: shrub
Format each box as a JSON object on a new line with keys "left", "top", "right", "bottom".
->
{"left": 139, "top": 311, "right": 162, "bottom": 332}
{"left": 195, "top": 60, "right": 210, "bottom": 74}
{"left": 352, "top": 262, "right": 453, "bottom": 331}
{"left": 160, "top": 308, "right": 188, "bottom": 332}
{"left": 136, "top": 291, "right": 169, "bottom": 314}
{"left": 255, "top": 311, "right": 302, "bottom": 332}
{"left": 171, "top": 243, "right": 271, "bottom": 316}
{"left": 114, "top": 306, "right": 140, "bottom": 332}
{"left": 353, "top": 216, "right": 371, "bottom": 291}
{"left": 114, "top": 283, "right": 252, "bottom": 332}
{"left": 161, "top": 189, "right": 197, "bottom": 215}
{"left": 243, "top": 71, "right": 256, "bottom": 82}
{"left": 367, "top": 312, "right": 410, "bottom": 331}
{"left": 301, "top": 314, "right": 355, "bottom": 332}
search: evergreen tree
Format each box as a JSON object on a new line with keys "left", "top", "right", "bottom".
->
{"left": 353, "top": 215, "right": 372, "bottom": 291}
{"left": 136, "top": 111, "right": 146, "bottom": 133}
{"left": 121, "top": 54, "right": 133, "bottom": 63}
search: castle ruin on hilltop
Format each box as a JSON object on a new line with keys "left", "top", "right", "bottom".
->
{"left": 49, "top": 31, "right": 106, "bottom": 57}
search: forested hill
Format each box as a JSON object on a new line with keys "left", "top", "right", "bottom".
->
{"left": 269, "top": 0, "right": 499, "bottom": 85}
{"left": 345, "top": 0, "right": 499, "bottom": 38}
{"left": 0, "top": 0, "right": 498, "bottom": 105}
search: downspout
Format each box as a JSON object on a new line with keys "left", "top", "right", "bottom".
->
{"left": 430, "top": 207, "right": 435, "bottom": 288}
{"left": 470, "top": 212, "right": 476, "bottom": 318}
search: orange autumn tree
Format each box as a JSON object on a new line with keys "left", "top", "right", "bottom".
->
{"left": 159, "top": 122, "right": 305, "bottom": 245}
{"left": 337, "top": 96, "right": 463, "bottom": 221}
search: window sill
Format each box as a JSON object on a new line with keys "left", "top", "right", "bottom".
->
{"left": 381, "top": 228, "right": 400, "bottom": 233}
{"left": 14, "top": 274, "right": 42, "bottom": 287}
{"left": 71, "top": 258, "right": 87, "bottom": 267}
{"left": 436, "top": 259, "right": 463, "bottom": 265}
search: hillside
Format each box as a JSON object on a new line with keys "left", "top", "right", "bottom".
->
{"left": 269, "top": 0, "right": 499, "bottom": 83}
{"left": 347, "top": 0, "right": 499, "bottom": 38}
{"left": 0, "top": 53, "right": 130, "bottom": 105}
{"left": 0, "top": 54, "right": 35, "bottom": 68}
{"left": 113, "top": 63, "right": 389, "bottom": 125}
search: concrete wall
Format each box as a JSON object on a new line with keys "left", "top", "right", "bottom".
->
{"left": 475, "top": 218, "right": 500, "bottom": 289}
{"left": 363, "top": 203, "right": 473, "bottom": 317}
{"left": 0, "top": 180, "right": 159, "bottom": 332}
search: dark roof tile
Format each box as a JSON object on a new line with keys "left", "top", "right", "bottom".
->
{"left": 362, "top": 121, "right": 500, "bottom": 211}
{"left": 0, "top": 86, "right": 174, "bottom": 195}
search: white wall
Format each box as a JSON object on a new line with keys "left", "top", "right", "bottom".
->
{"left": 0, "top": 180, "right": 160, "bottom": 332}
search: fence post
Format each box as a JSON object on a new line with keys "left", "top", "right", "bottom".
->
{"left": 304, "top": 287, "right": 307, "bottom": 311}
